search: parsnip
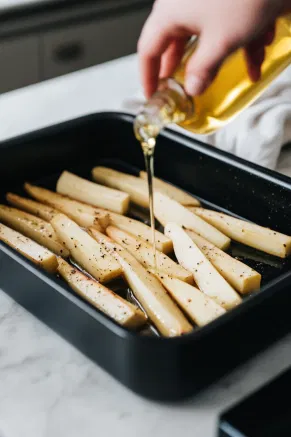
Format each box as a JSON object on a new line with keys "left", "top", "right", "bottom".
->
{"left": 154, "top": 192, "right": 230, "bottom": 250}
{"left": 56, "top": 171, "right": 130, "bottom": 214}
{"left": 7, "top": 192, "right": 58, "bottom": 222}
{"left": 139, "top": 171, "right": 200, "bottom": 206}
{"left": 106, "top": 225, "right": 193, "bottom": 283}
{"left": 92, "top": 166, "right": 149, "bottom": 208}
{"left": 0, "top": 205, "right": 68, "bottom": 257}
{"left": 89, "top": 228, "right": 193, "bottom": 337}
{"left": 105, "top": 211, "right": 173, "bottom": 253}
{"left": 0, "top": 223, "right": 58, "bottom": 273}
{"left": 58, "top": 258, "right": 147, "bottom": 329}
{"left": 191, "top": 208, "right": 291, "bottom": 258}
{"left": 24, "top": 183, "right": 109, "bottom": 230}
{"left": 155, "top": 274, "right": 226, "bottom": 326}
{"left": 51, "top": 214, "right": 122, "bottom": 283}
{"left": 185, "top": 229, "right": 261, "bottom": 294}
{"left": 165, "top": 223, "right": 242, "bottom": 310}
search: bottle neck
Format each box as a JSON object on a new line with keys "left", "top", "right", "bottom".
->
{"left": 134, "top": 78, "right": 194, "bottom": 148}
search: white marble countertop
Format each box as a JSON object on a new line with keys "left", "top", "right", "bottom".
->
{"left": 0, "top": 54, "right": 291, "bottom": 437}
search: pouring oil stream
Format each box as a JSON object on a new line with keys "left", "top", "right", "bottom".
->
{"left": 142, "top": 138, "right": 157, "bottom": 270}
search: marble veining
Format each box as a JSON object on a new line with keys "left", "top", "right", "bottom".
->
{"left": 0, "top": 286, "right": 290, "bottom": 437}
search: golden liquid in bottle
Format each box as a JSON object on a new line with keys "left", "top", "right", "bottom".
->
{"left": 175, "top": 15, "right": 291, "bottom": 134}
{"left": 134, "top": 14, "right": 291, "bottom": 257}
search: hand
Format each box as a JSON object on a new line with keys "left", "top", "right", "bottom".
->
{"left": 138, "top": 0, "right": 288, "bottom": 98}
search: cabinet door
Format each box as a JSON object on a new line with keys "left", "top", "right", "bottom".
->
{"left": 0, "top": 36, "right": 39, "bottom": 93}
{"left": 42, "top": 7, "right": 150, "bottom": 80}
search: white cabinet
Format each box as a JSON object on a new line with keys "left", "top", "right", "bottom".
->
{"left": 0, "top": 3, "right": 151, "bottom": 93}
{"left": 41, "top": 8, "right": 150, "bottom": 80}
{"left": 0, "top": 36, "right": 40, "bottom": 93}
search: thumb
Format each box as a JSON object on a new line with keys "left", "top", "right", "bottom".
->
{"left": 185, "top": 35, "right": 235, "bottom": 96}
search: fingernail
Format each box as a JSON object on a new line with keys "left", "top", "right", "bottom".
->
{"left": 185, "top": 75, "right": 204, "bottom": 96}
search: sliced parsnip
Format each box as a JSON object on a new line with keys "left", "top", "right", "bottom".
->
{"left": 191, "top": 208, "right": 291, "bottom": 258}
{"left": 51, "top": 214, "right": 122, "bottom": 283}
{"left": 6, "top": 192, "right": 58, "bottom": 222}
{"left": 106, "top": 225, "right": 193, "bottom": 284}
{"left": 24, "top": 183, "right": 109, "bottom": 231}
{"left": 89, "top": 228, "right": 193, "bottom": 337}
{"left": 139, "top": 171, "right": 200, "bottom": 206}
{"left": 56, "top": 171, "right": 130, "bottom": 214}
{"left": 0, "top": 223, "right": 58, "bottom": 273}
{"left": 105, "top": 211, "right": 173, "bottom": 253}
{"left": 155, "top": 274, "right": 226, "bottom": 326}
{"left": 154, "top": 192, "right": 230, "bottom": 250}
{"left": 0, "top": 205, "right": 68, "bottom": 257}
{"left": 185, "top": 229, "right": 261, "bottom": 294}
{"left": 92, "top": 166, "right": 149, "bottom": 208}
{"left": 58, "top": 258, "right": 147, "bottom": 329}
{"left": 165, "top": 223, "right": 242, "bottom": 310}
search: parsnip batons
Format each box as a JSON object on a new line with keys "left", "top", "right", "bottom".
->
{"left": 191, "top": 208, "right": 291, "bottom": 258}
{"left": 185, "top": 230, "right": 261, "bottom": 294}
{"left": 92, "top": 166, "right": 201, "bottom": 208}
{"left": 106, "top": 225, "right": 193, "bottom": 283}
{"left": 89, "top": 228, "right": 193, "bottom": 337}
{"left": 154, "top": 192, "right": 230, "bottom": 250}
{"left": 24, "top": 183, "right": 109, "bottom": 230}
{"left": 156, "top": 274, "right": 226, "bottom": 326}
{"left": 165, "top": 223, "right": 242, "bottom": 310}
{"left": 0, "top": 223, "right": 58, "bottom": 273}
{"left": 0, "top": 205, "right": 68, "bottom": 257}
{"left": 7, "top": 193, "right": 58, "bottom": 222}
{"left": 58, "top": 258, "right": 147, "bottom": 329}
{"left": 106, "top": 211, "right": 173, "bottom": 253}
{"left": 51, "top": 214, "right": 122, "bottom": 283}
{"left": 92, "top": 166, "right": 149, "bottom": 208}
{"left": 56, "top": 171, "right": 130, "bottom": 214}
{"left": 139, "top": 171, "right": 200, "bottom": 206}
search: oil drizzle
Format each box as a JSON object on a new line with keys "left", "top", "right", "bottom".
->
{"left": 142, "top": 138, "right": 157, "bottom": 271}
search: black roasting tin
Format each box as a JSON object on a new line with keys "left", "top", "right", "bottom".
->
{"left": 0, "top": 112, "right": 291, "bottom": 402}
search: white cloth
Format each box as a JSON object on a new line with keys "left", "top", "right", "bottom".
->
{"left": 122, "top": 65, "right": 291, "bottom": 171}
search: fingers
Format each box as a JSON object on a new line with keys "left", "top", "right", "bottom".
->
{"left": 244, "top": 45, "right": 265, "bottom": 82}
{"left": 244, "top": 24, "right": 275, "bottom": 82}
{"left": 137, "top": 15, "right": 173, "bottom": 98}
{"left": 160, "top": 38, "right": 188, "bottom": 79}
{"left": 184, "top": 20, "right": 276, "bottom": 97}
{"left": 184, "top": 34, "right": 234, "bottom": 95}
{"left": 263, "top": 24, "right": 275, "bottom": 46}
{"left": 138, "top": 1, "right": 278, "bottom": 99}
